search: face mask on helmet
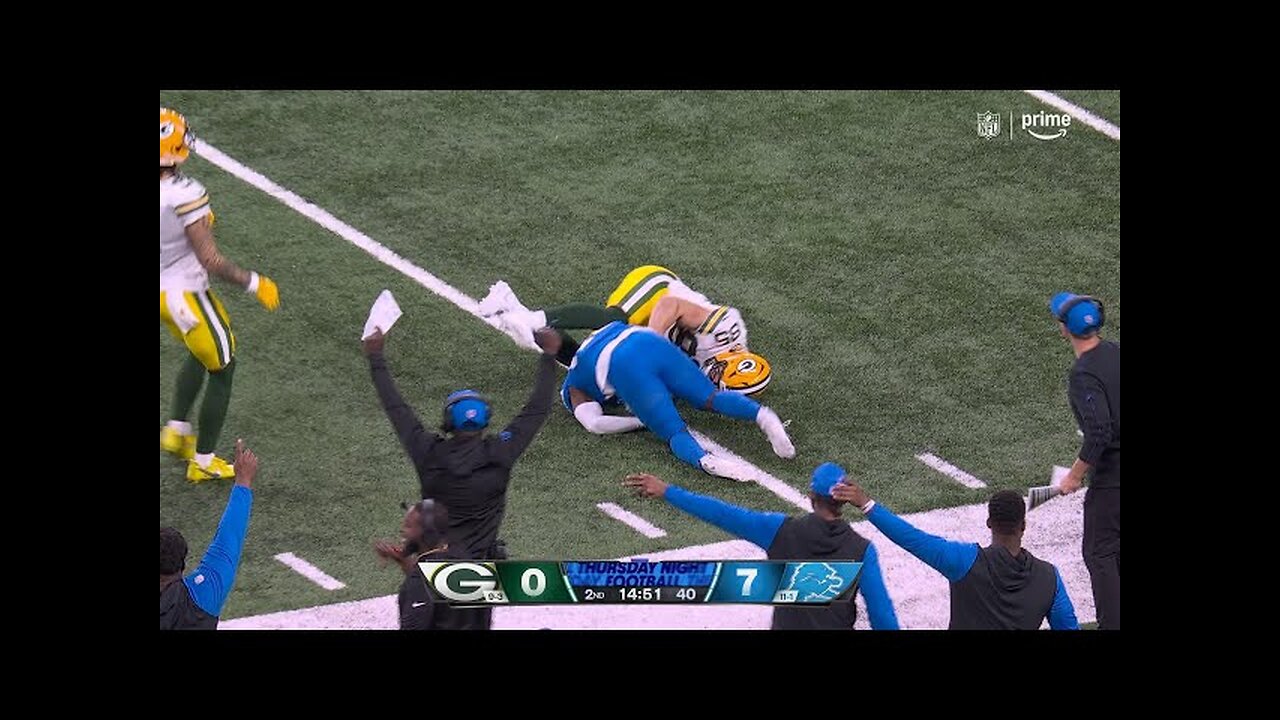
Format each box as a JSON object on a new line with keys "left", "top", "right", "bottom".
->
{"left": 160, "top": 107, "right": 196, "bottom": 167}
{"left": 703, "top": 350, "right": 772, "bottom": 395}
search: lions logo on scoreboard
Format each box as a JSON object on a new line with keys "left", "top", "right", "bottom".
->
{"left": 785, "top": 562, "right": 847, "bottom": 602}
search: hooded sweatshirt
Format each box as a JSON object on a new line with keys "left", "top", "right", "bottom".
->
{"left": 662, "top": 486, "right": 899, "bottom": 630}
{"left": 765, "top": 513, "right": 873, "bottom": 630}
{"left": 865, "top": 503, "right": 1079, "bottom": 630}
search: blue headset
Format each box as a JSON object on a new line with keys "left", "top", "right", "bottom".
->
{"left": 1055, "top": 294, "right": 1106, "bottom": 335}
{"left": 442, "top": 390, "right": 491, "bottom": 432}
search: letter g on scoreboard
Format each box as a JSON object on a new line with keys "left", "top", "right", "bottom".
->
{"left": 419, "top": 562, "right": 502, "bottom": 603}
{"left": 419, "top": 561, "right": 578, "bottom": 604}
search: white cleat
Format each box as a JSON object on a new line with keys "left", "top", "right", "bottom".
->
{"left": 478, "top": 280, "right": 522, "bottom": 318}
{"left": 700, "top": 454, "right": 757, "bottom": 483}
{"left": 756, "top": 407, "right": 796, "bottom": 459}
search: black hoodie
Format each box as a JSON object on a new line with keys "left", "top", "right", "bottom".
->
{"left": 159, "top": 579, "right": 217, "bottom": 630}
{"left": 369, "top": 352, "right": 557, "bottom": 558}
{"left": 949, "top": 546, "right": 1057, "bottom": 630}
{"left": 766, "top": 513, "right": 871, "bottom": 630}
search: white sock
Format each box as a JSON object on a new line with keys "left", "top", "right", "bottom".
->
{"left": 194, "top": 452, "right": 214, "bottom": 468}
{"left": 167, "top": 420, "right": 193, "bottom": 435}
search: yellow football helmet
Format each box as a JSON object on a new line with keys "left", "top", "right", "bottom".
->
{"left": 703, "top": 349, "right": 772, "bottom": 395}
{"left": 160, "top": 107, "right": 195, "bottom": 167}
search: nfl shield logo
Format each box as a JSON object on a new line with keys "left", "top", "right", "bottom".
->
{"left": 977, "top": 111, "right": 1000, "bottom": 139}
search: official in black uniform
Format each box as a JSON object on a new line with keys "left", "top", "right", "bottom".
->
{"left": 1050, "top": 291, "right": 1120, "bottom": 629}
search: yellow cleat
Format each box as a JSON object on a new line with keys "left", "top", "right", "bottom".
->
{"left": 160, "top": 426, "right": 197, "bottom": 460}
{"left": 186, "top": 455, "right": 235, "bottom": 484}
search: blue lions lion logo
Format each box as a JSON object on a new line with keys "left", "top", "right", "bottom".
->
{"left": 785, "top": 562, "right": 847, "bottom": 602}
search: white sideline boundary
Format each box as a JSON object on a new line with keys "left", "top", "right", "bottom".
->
{"left": 1024, "top": 90, "right": 1120, "bottom": 141}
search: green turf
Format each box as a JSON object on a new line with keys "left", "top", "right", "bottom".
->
{"left": 160, "top": 91, "right": 1119, "bottom": 619}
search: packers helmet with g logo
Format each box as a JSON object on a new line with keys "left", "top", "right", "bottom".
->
{"left": 160, "top": 107, "right": 195, "bottom": 167}
{"left": 703, "top": 350, "right": 772, "bottom": 395}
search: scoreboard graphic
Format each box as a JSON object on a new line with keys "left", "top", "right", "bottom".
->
{"left": 417, "top": 560, "right": 863, "bottom": 605}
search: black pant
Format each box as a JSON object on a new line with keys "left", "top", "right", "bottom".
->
{"left": 1083, "top": 487, "right": 1121, "bottom": 630}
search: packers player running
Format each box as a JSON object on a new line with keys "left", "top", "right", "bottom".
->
{"left": 159, "top": 108, "right": 281, "bottom": 482}
{"left": 480, "top": 265, "right": 773, "bottom": 395}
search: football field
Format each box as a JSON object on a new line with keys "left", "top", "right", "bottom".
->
{"left": 158, "top": 90, "right": 1120, "bottom": 628}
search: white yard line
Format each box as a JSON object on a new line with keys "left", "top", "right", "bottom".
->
{"left": 596, "top": 502, "right": 668, "bottom": 538}
{"left": 915, "top": 452, "right": 987, "bottom": 489}
{"left": 273, "top": 552, "right": 347, "bottom": 591}
{"left": 1024, "top": 90, "right": 1120, "bottom": 140}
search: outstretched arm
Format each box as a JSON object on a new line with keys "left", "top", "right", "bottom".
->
{"left": 545, "top": 304, "right": 628, "bottom": 330}
{"left": 832, "top": 480, "right": 978, "bottom": 583}
{"left": 625, "top": 475, "right": 786, "bottom": 550}
{"left": 184, "top": 441, "right": 258, "bottom": 617}
{"left": 492, "top": 353, "right": 558, "bottom": 464}
{"left": 364, "top": 331, "right": 438, "bottom": 479}
{"left": 864, "top": 504, "right": 978, "bottom": 583}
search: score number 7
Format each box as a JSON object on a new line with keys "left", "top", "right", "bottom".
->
{"left": 736, "top": 567, "right": 758, "bottom": 595}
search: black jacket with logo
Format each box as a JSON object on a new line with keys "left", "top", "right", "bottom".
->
{"left": 766, "top": 514, "right": 871, "bottom": 630}
{"left": 369, "top": 353, "right": 556, "bottom": 558}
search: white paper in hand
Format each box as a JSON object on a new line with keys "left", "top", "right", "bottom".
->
{"left": 1050, "top": 465, "right": 1070, "bottom": 488}
{"left": 1029, "top": 466, "right": 1071, "bottom": 511}
{"left": 362, "top": 290, "right": 403, "bottom": 340}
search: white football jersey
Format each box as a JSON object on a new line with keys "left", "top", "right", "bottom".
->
{"left": 664, "top": 280, "right": 748, "bottom": 364}
{"left": 160, "top": 173, "right": 213, "bottom": 292}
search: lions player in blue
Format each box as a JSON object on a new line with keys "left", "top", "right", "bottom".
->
{"left": 562, "top": 321, "right": 795, "bottom": 482}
